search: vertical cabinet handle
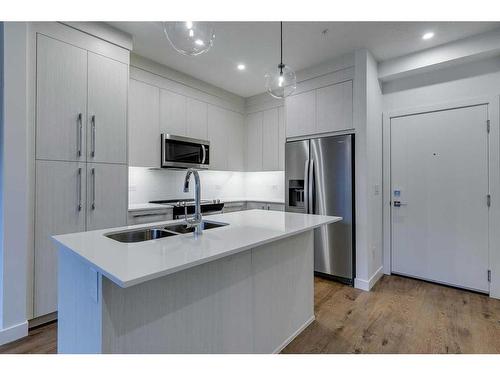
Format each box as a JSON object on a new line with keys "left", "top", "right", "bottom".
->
{"left": 304, "top": 159, "right": 310, "bottom": 214}
{"left": 91, "top": 167, "right": 96, "bottom": 210}
{"left": 91, "top": 115, "right": 96, "bottom": 157}
{"left": 308, "top": 159, "right": 314, "bottom": 215}
{"left": 77, "top": 167, "right": 82, "bottom": 211}
{"left": 77, "top": 113, "right": 82, "bottom": 157}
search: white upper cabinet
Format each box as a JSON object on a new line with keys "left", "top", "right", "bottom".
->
{"left": 87, "top": 52, "right": 128, "bottom": 164}
{"left": 207, "top": 105, "right": 228, "bottom": 170}
{"left": 262, "top": 108, "right": 279, "bottom": 171}
{"left": 226, "top": 111, "right": 245, "bottom": 171}
{"left": 245, "top": 112, "right": 263, "bottom": 171}
{"left": 316, "top": 80, "right": 353, "bottom": 134}
{"left": 285, "top": 80, "right": 353, "bottom": 138}
{"left": 129, "top": 79, "right": 160, "bottom": 168}
{"left": 186, "top": 98, "right": 208, "bottom": 140}
{"left": 160, "top": 89, "right": 187, "bottom": 136}
{"left": 36, "top": 35, "right": 87, "bottom": 162}
{"left": 285, "top": 90, "right": 316, "bottom": 138}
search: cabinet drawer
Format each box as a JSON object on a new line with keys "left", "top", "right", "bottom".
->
{"left": 128, "top": 210, "right": 173, "bottom": 225}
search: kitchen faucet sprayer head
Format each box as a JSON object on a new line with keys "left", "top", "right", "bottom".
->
{"left": 183, "top": 169, "right": 193, "bottom": 192}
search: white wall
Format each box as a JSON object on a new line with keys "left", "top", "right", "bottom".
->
{"left": 366, "top": 52, "right": 383, "bottom": 280}
{"left": 129, "top": 168, "right": 284, "bottom": 204}
{"left": 383, "top": 55, "right": 500, "bottom": 110}
{"left": 382, "top": 55, "right": 500, "bottom": 298}
{"left": 353, "top": 49, "right": 384, "bottom": 291}
{"left": 0, "top": 22, "right": 29, "bottom": 344}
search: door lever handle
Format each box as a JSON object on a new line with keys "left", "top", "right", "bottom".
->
{"left": 393, "top": 201, "right": 407, "bottom": 207}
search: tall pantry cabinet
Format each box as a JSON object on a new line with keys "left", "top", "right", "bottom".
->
{"left": 34, "top": 34, "right": 128, "bottom": 318}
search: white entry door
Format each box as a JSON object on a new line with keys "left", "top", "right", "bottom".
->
{"left": 391, "top": 105, "right": 490, "bottom": 293}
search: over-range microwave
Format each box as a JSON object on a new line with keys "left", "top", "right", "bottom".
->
{"left": 161, "top": 134, "right": 210, "bottom": 169}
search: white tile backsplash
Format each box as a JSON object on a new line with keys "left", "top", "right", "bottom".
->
{"left": 129, "top": 167, "right": 284, "bottom": 204}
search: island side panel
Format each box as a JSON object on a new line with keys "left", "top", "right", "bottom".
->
{"left": 252, "top": 230, "right": 314, "bottom": 353}
{"left": 101, "top": 250, "right": 254, "bottom": 353}
{"left": 99, "top": 230, "right": 314, "bottom": 354}
{"left": 58, "top": 246, "right": 103, "bottom": 353}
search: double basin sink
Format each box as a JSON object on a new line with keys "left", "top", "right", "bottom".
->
{"left": 105, "top": 221, "right": 228, "bottom": 243}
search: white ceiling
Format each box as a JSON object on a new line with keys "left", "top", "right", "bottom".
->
{"left": 110, "top": 22, "right": 500, "bottom": 98}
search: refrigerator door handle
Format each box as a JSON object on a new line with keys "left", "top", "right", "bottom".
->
{"left": 308, "top": 159, "right": 314, "bottom": 214}
{"left": 304, "top": 159, "right": 310, "bottom": 214}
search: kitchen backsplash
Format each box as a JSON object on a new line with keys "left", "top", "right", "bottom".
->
{"left": 128, "top": 167, "right": 284, "bottom": 204}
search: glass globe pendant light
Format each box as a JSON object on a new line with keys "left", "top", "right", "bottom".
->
{"left": 264, "top": 22, "right": 296, "bottom": 99}
{"left": 163, "top": 21, "right": 215, "bottom": 56}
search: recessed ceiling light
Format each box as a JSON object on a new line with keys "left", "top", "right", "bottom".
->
{"left": 422, "top": 32, "right": 434, "bottom": 40}
{"left": 237, "top": 64, "right": 246, "bottom": 71}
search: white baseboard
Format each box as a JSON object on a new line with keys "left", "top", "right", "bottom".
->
{"left": 273, "top": 315, "right": 315, "bottom": 354}
{"left": 0, "top": 320, "right": 28, "bottom": 346}
{"left": 354, "top": 266, "right": 384, "bottom": 291}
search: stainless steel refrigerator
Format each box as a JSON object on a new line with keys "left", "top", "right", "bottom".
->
{"left": 285, "top": 135, "right": 354, "bottom": 285}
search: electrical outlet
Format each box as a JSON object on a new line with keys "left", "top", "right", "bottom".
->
{"left": 272, "top": 184, "right": 278, "bottom": 190}
{"left": 215, "top": 184, "right": 222, "bottom": 191}
{"left": 374, "top": 184, "right": 380, "bottom": 195}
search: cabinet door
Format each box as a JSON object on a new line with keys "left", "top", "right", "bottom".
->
{"left": 86, "top": 163, "right": 128, "bottom": 231}
{"left": 226, "top": 111, "right": 245, "bottom": 171}
{"left": 186, "top": 98, "right": 208, "bottom": 140}
{"left": 160, "top": 89, "right": 187, "bottom": 136}
{"left": 285, "top": 90, "right": 316, "bottom": 138}
{"left": 35, "top": 160, "right": 86, "bottom": 317}
{"left": 88, "top": 52, "right": 128, "bottom": 164}
{"left": 316, "top": 80, "right": 353, "bottom": 133}
{"left": 245, "top": 112, "right": 263, "bottom": 171}
{"left": 207, "top": 105, "right": 227, "bottom": 170}
{"left": 129, "top": 79, "right": 160, "bottom": 168}
{"left": 262, "top": 108, "right": 279, "bottom": 171}
{"left": 36, "top": 35, "right": 87, "bottom": 162}
{"left": 278, "top": 106, "right": 285, "bottom": 170}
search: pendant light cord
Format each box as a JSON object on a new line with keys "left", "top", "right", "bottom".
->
{"left": 280, "top": 21, "right": 283, "bottom": 75}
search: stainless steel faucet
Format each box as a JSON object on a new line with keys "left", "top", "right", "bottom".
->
{"left": 183, "top": 169, "right": 203, "bottom": 235}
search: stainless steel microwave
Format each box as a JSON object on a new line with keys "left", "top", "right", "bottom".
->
{"left": 161, "top": 134, "right": 210, "bottom": 169}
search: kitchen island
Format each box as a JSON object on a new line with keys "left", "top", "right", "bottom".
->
{"left": 53, "top": 209, "right": 341, "bottom": 353}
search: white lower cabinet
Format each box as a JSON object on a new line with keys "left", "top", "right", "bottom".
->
{"left": 34, "top": 161, "right": 127, "bottom": 317}
{"left": 86, "top": 163, "right": 128, "bottom": 231}
{"left": 34, "top": 160, "right": 86, "bottom": 317}
{"left": 128, "top": 209, "right": 173, "bottom": 226}
{"left": 246, "top": 202, "right": 285, "bottom": 211}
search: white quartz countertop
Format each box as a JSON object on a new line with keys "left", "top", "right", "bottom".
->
{"left": 53, "top": 210, "right": 341, "bottom": 288}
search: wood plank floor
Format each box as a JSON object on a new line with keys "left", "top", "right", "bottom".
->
{"left": 283, "top": 275, "right": 500, "bottom": 354}
{"left": 1, "top": 275, "right": 499, "bottom": 354}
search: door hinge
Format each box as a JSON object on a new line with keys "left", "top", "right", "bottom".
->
{"left": 487, "top": 194, "right": 491, "bottom": 207}
{"left": 487, "top": 120, "right": 491, "bottom": 133}
{"left": 488, "top": 270, "right": 491, "bottom": 282}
